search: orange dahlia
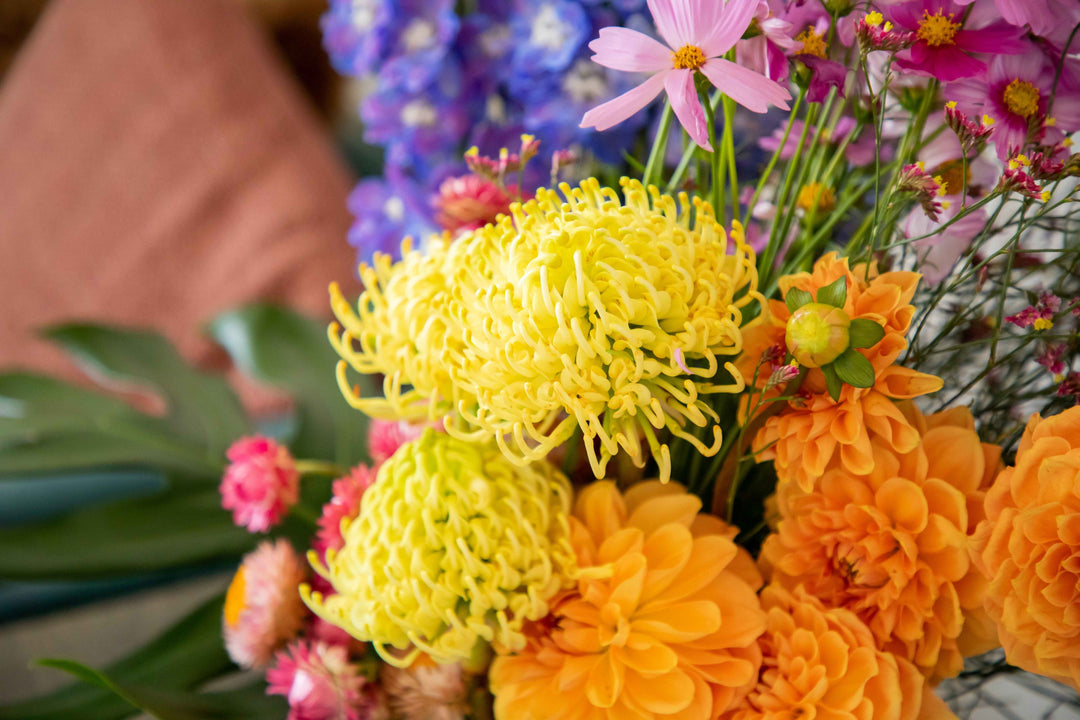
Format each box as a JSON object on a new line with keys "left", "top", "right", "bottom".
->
{"left": 490, "top": 480, "right": 766, "bottom": 720}
{"left": 761, "top": 404, "right": 999, "bottom": 681}
{"left": 975, "top": 407, "right": 1080, "bottom": 690}
{"left": 726, "top": 584, "right": 953, "bottom": 720}
{"left": 738, "top": 253, "right": 943, "bottom": 492}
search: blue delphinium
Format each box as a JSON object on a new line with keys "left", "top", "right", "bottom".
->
{"left": 345, "top": 171, "right": 440, "bottom": 266}
{"left": 323, "top": 0, "right": 659, "bottom": 267}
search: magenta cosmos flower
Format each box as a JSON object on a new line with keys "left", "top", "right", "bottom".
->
{"left": 580, "top": 0, "right": 791, "bottom": 150}
{"left": 948, "top": 49, "right": 1080, "bottom": 159}
{"left": 888, "top": 0, "right": 1026, "bottom": 82}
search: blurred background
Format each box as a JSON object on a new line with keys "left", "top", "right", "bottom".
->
{"left": 0, "top": 0, "right": 375, "bottom": 705}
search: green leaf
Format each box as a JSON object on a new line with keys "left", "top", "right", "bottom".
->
{"left": 43, "top": 325, "right": 250, "bottom": 457}
{"left": 848, "top": 318, "right": 886, "bottom": 349}
{"left": 822, "top": 364, "right": 842, "bottom": 402}
{"left": 833, "top": 349, "right": 875, "bottom": 389}
{"left": 29, "top": 662, "right": 284, "bottom": 720}
{"left": 0, "top": 374, "right": 222, "bottom": 478}
{"left": 209, "top": 305, "right": 373, "bottom": 466}
{"left": 816, "top": 277, "right": 848, "bottom": 308}
{"left": 785, "top": 288, "right": 813, "bottom": 313}
{"left": 0, "top": 595, "right": 235, "bottom": 720}
{"left": 0, "top": 489, "right": 254, "bottom": 580}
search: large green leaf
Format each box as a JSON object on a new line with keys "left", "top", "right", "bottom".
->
{"left": 0, "top": 489, "right": 254, "bottom": 580}
{"left": 0, "top": 595, "right": 236, "bottom": 720}
{"left": 30, "top": 662, "right": 285, "bottom": 720}
{"left": 0, "top": 374, "right": 222, "bottom": 478}
{"left": 208, "top": 305, "right": 372, "bottom": 466}
{"left": 43, "top": 325, "right": 250, "bottom": 457}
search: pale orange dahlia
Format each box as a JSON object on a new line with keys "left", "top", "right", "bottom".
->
{"left": 738, "top": 253, "right": 943, "bottom": 492}
{"left": 489, "top": 480, "right": 766, "bottom": 720}
{"left": 975, "top": 407, "right": 1080, "bottom": 690}
{"left": 761, "top": 404, "right": 999, "bottom": 681}
{"left": 726, "top": 584, "right": 953, "bottom": 720}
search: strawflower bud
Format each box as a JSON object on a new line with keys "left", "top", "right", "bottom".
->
{"left": 220, "top": 436, "right": 299, "bottom": 533}
{"left": 785, "top": 302, "right": 851, "bottom": 367}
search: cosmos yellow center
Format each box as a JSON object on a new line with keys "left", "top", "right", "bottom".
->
{"left": 672, "top": 44, "right": 706, "bottom": 70}
{"left": 917, "top": 10, "right": 960, "bottom": 47}
{"left": 796, "top": 28, "right": 828, "bottom": 59}
{"left": 1003, "top": 79, "right": 1040, "bottom": 118}
{"left": 797, "top": 182, "right": 836, "bottom": 214}
{"left": 224, "top": 565, "right": 247, "bottom": 628}
{"left": 932, "top": 159, "right": 970, "bottom": 195}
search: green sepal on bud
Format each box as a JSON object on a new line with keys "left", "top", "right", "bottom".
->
{"left": 782, "top": 278, "right": 886, "bottom": 401}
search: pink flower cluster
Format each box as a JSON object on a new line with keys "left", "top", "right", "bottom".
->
{"left": 1006, "top": 292, "right": 1062, "bottom": 330}
{"left": 221, "top": 436, "right": 299, "bottom": 533}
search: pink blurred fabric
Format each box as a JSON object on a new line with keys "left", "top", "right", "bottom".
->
{"left": 0, "top": 0, "right": 360, "bottom": 412}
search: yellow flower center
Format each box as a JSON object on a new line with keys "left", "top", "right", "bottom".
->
{"left": 1034, "top": 317, "right": 1054, "bottom": 331}
{"left": 224, "top": 565, "right": 247, "bottom": 628}
{"left": 932, "top": 159, "right": 970, "bottom": 195}
{"left": 1003, "top": 79, "right": 1041, "bottom": 118}
{"left": 795, "top": 28, "right": 828, "bottom": 59}
{"left": 786, "top": 302, "right": 851, "bottom": 368}
{"left": 796, "top": 182, "right": 836, "bottom": 215}
{"left": 916, "top": 10, "right": 960, "bottom": 47}
{"left": 864, "top": 11, "right": 884, "bottom": 27}
{"left": 672, "top": 44, "right": 706, "bottom": 70}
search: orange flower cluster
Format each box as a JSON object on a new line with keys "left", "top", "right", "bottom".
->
{"left": 738, "top": 254, "right": 943, "bottom": 492}
{"left": 489, "top": 481, "right": 766, "bottom": 720}
{"left": 726, "top": 585, "right": 954, "bottom": 720}
{"left": 760, "top": 404, "right": 1001, "bottom": 681}
{"left": 975, "top": 407, "right": 1080, "bottom": 690}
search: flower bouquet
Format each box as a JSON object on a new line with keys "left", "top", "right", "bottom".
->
{"left": 4, "top": 0, "right": 1080, "bottom": 718}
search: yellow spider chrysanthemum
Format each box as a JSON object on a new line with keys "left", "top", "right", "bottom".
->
{"left": 302, "top": 430, "right": 577, "bottom": 667}
{"left": 330, "top": 178, "right": 762, "bottom": 482}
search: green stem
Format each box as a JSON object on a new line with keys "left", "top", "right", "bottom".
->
{"left": 643, "top": 102, "right": 674, "bottom": 188}
{"left": 702, "top": 87, "right": 724, "bottom": 225}
{"left": 295, "top": 460, "right": 348, "bottom": 477}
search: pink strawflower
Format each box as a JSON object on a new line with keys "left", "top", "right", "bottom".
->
{"left": 268, "top": 641, "right": 381, "bottom": 720}
{"left": 888, "top": 0, "right": 1027, "bottom": 81}
{"left": 221, "top": 436, "right": 300, "bottom": 533}
{"left": 367, "top": 419, "right": 430, "bottom": 465}
{"left": 433, "top": 175, "right": 520, "bottom": 236}
{"left": 1006, "top": 292, "right": 1062, "bottom": 329}
{"left": 307, "top": 616, "right": 356, "bottom": 649}
{"left": 580, "top": 0, "right": 790, "bottom": 150}
{"left": 381, "top": 662, "right": 468, "bottom": 720}
{"left": 314, "top": 465, "right": 378, "bottom": 557}
{"left": 223, "top": 539, "right": 308, "bottom": 668}
{"left": 948, "top": 49, "right": 1080, "bottom": 159}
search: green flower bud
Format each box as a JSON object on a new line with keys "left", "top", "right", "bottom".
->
{"left": 785, "top": 302, "right": 852, "bottom": 368}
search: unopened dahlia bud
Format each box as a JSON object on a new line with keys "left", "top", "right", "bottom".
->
{"left": 785, "top": 302, "right": 851, "bottom": 367}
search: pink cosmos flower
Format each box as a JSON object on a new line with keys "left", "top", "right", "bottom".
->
{"left": 954, "top": 0, "right": 1076, "bottom": 38}
{"left": 736, "top": 0, "right": 797, "bottom": 83}
{"left": 948, "top": 50, "right": 1080, "bottom": 160}
{"left": 223, "top": 539, "right": 308, "bottom": 668}
{"left": 221, "top": 436, "right": 300, "bottom": 533}
{"left": 888, "top": 0, "right": 1027, "bottom": 82}
{"left": 367, "top": 419, "right": 431, "bottom": 465}
{"left": 580, "top": 0, "right": 791, "bottom": 150}
{"left": 268, "top": 641, "right": 384, "bottom": 720}
{"left": 314, "top": 464, "right": 378, "bottom": 557}
{"left": 905, "top": 200, "right": 987, "bottom": 285}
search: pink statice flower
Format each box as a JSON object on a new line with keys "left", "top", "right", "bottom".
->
{"left": 221, "top": 436, "right": 300, "bottom": 533}
{"left": 314, "top": 465, "right": 378, "bottom": 557}
{"left": 381, "top": 662, "right": 468, "bottom": 720}
{"left": 1058, "top": 372, "right": 1080, "bottom": 402}
{"left": 580, "top": 0, "right": 790, "bottom": 150}
{"left": 998, "top": 155, "right": 1049, "bottom": 201}
{"left": 223, "top": 539, "right": 308, "bottom": 668}
{"left": 854, "top": 12, "right": 916, "bottom": 53}
{"left": 944, "top": 101, "right": 994, "bottom": 154}
{"left": 433, "top": 175, "right": 521, "bottom": 236}
{"left": 1037, "top": 344, "right": 1068, "bottom": 377}
{"left": 367, "top": 419, "right": 430, "bottom": 465}
{"left": 268, "top": 641, "right": 383, "bottom": 720}
{"left": 887, "top": 0, "right": 1027, "bottom": 81}
{"left": 1006, "top": 292, "right": 1062, "bottom": 329}
{"left": 948, "top": 49, "right": 1080, "bottom": 159}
